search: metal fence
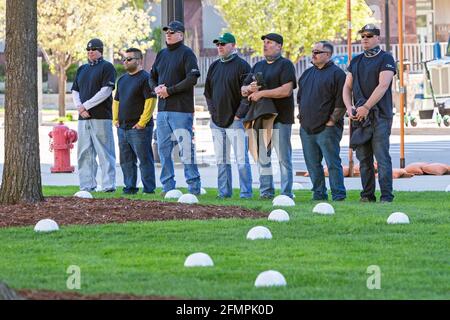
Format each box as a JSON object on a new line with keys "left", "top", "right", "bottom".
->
{"left": 197, "top": 42, "right": 449, "bottom": 85}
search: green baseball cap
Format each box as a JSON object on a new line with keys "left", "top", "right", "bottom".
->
{"left": 213, "top": 32, "right": 236, "bottom": 44}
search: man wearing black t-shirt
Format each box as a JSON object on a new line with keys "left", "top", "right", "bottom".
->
{"left": 298, "top": 41, "right": 347, "bottom": 201}
{"left": 72, "top": 38, "right": 117, "bottom": 192}
{"left": 241, "top": 33, "right": 297, "bottom": 199}
{"left": 204, "top": 33, "right": 252, "bottom": 199}
{"left": 343, "top": 24, "right": 397, "bottom": 203}
{"left": 148, "top": 21, "right": 202, "bottom": 195}
{"left": 113, "top": 48, "right": 156, "bottom": 195}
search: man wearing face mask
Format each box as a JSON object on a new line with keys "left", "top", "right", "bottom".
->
{"left": 297, "top": 41, "right": 347, "bottom": 202}
{"left": 204, "top": 33, "right": 252, "bottom": 199}
{"left": 148, "top": 20, "right": 202, "bottom": 196}
{"left": 241, "top": 33, "right": 297, "bottom": 199}
{"left": 113, "top": 48, "right": 157, "bottom": 195}
{"left": 72, "top": 38, "right": 117, "bottom": 193}
{"left": 343, "top": 24, "right": 396, "bottom": 203}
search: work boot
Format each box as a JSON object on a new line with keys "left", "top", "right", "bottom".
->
{"left": 360, "top": 197, "right": 376, "bottom": 203}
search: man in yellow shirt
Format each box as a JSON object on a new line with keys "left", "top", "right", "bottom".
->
{"left": 113, "top": 48, "right": 157, "bottom": 194}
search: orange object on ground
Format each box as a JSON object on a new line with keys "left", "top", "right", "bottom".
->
{"left": 422, "top": 163, "right": 449, "bottom": 176}
{"left": 342, "top": 165, "right": 350, "bottom": 177}
{"left": 393, "top": 168, "right": 407, "bottom": 179}
{"left": 404, "top": 162, "right": 428, "bottom": 175}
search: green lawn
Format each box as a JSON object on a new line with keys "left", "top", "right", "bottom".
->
{"left": 0, "top": 187, "right": 449, "bottom": 299}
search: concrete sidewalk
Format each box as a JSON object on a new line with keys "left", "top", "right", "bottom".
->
{"left": 0, "top": 115, "right": 449, "bottom": 193}
{"left": 2, "top": 108, "right": 450, "bottom": 133}
{"left": 1, "top": 161, "right": 448, "bottom": 193}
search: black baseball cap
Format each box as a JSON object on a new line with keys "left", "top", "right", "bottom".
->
{"left": 261, "top": 33, "right": 283, "bottom": 45}
{"left": 86, "top": 38, "right": 104, "bottom": 52}
{"left": 358, "top": 24, "right": 380, "bottom": 36}
{"left": 162, "top": 20, "right": 185, "bottom": 33}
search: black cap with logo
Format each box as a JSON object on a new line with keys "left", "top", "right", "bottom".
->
{"left": 162, "top": 20, "right": 185, "bottom": 33}
{"left": 86, "top": 38, "right": 104, "bottom": 53}
{"left": 358, "top": 24, "right": 381, "bottom": 36}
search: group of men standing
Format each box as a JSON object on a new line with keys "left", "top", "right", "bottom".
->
{"left": 72, "top": 21, "right": 396, "bottom": 203}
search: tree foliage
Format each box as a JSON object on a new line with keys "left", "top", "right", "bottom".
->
{"left": 0, "top": 0, "right": 155, "bottom": 115}
{"left": 36, "top": 0, "right": 155, "bottom": 72}
{"left": 215, "top": 0, "right": 377, "bottom": 61}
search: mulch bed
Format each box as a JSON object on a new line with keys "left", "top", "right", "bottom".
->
{"left": 17, "top": 289, "right": 180, "bottom": 300}
{"left": 0, "top": 196, "right": 267, "bottom": 228}
{"left": 2, "top": 196, "right": 267, "bottom": 300}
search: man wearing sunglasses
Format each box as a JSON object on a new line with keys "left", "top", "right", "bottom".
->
{"left": 148, "top": 20, "right": 202, "bottom": 196}
{"left": 241, "top": 33, "right": 297, "bottom": 199}
{"left": 71, "top": 38, "right": 117, "bottom": 193}
{"left": 113, "top": 48, "right": 157, "bottom": 195}
{"left": 297, "top": 41, "right": 347, "bottom": 201}
{"left": 204, "top": 33, "right": 252, "bottom": 199}
{"left": 343, "top": 24, "right": 396, "bottom": 203}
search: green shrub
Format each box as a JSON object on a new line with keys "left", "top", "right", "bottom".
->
{"left": 114, "top": 63, "right": 126, "bottom": 79}
{"left": 41, "top": 61, "right": 50, "bottom": 82}
{"left": 151, "top": 27, "right": 162, "bottom": 53}
{"left": 52, "top": 113, "right": 76, "bottom": 123}
{"left": 66, "top": 64, "right": 79, "bottom": 82}
{"left": 0, "top": 64, "right": 5, "bottom": 82}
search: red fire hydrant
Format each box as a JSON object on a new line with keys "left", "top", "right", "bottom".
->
{"left": 49, "top": 121, "right": 78, "bottom": 173}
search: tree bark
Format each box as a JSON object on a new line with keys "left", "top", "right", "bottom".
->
{"left": 0, "top": 0, "right": 44, "bottom": 204}
{"left": 57, "top": 56, "right": 67, "bottom": 117}
{"left": 0, "top": 281, "right": 23, "bottom": 300}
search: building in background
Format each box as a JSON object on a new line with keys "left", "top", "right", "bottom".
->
{"left": 147, "top": 0, "right": 226, "bottom": 59}
{"left": 146, "top": 0, "right": 450, "bottom": 58}
{"left": 1, "top": 0, "right": 449, "bottom": 92}
{"left": 364, "top": 0, "right": 450, "bottom": 44}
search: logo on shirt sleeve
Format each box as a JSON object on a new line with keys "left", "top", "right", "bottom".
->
{"left": 386, "top": 64, "right": 395, "bottom": 69}
{"left": 190, "top": 69, "right": 200, "bottom": 77}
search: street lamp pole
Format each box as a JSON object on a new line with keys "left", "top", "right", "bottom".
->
{"left": 161, "top": 0, "right": 184, "bottom": 50}
{"left": 347, "top": 0, "right": 355, "bottom": 177}
{"left": 398, "top": 0, "right": 406, "bottom": 168}
{"left": 385, "top": 0, "right": 391, "bottom": 52}
{"left": 161, "top": 0, "right": 184, "bottom": 25}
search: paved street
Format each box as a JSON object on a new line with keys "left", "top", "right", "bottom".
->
{"left": 292, "top": 139, "right": 450, "bottom": 172}
{"left": 0, "top": 117, "right": 449, "bottom": 192}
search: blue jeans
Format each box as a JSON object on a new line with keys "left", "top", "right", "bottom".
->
{"left": 77, "top": 119, "right": 116, "bottom": 191}
{"left": 300, "top": 126, "right": 346, "bottom": 201}
{"left": 210, "top": 120, "right": 252, "bottom": 198}
{"left": 355, "top": 117, "right": 394, "bottom": 202}
{"left": 257, "top": 122, "right": 293, "bottom": 198}
{"left": 117, "top": 122, "right": 156, "bottom": 194}
{"left": 156, "top": 111, "right": 201, "bottom": 194}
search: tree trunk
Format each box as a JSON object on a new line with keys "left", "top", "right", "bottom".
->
{"left": 0, "top": 281, "right": 23, "bottom": 300}
{"left": 58, "top": 60, "right": 67, "bottom": 117}
{"left": 0, "top": 0, "right": 44, "bottom": 204}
